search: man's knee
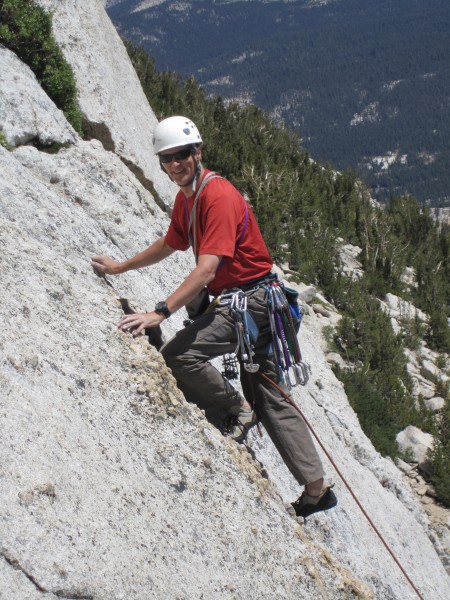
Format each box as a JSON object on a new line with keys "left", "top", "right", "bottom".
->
{"left": 160, "top": 338, "right": 199, "bottom": 378}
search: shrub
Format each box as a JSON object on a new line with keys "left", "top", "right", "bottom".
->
{"left": 0, "top": 0, "right": 83, "bottom": 135}
{"left": 339, "top": 369, "right": 401, "bottom": 457}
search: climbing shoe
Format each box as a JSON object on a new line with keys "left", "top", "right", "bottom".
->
{"left": 223, "top": 409, "right": 258, "bottom": 443}
{"left": 291, "top": 486, "right": 337, "bottom": 519}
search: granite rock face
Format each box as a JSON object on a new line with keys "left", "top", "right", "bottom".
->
{"left": 0, "top": 46, "right": 77, "bottom": 148}
{"left": 1, "top": 2, "right": 450, "bottom": 599}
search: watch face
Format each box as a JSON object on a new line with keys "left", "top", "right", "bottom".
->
{"left": 155, "top": 302, "right": 170, "bottom": 317}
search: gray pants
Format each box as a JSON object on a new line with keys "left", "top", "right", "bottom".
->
{"left": 161, "top": 287, "right": 324, "bottom": 486}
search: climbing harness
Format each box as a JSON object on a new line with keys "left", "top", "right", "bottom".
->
{"left": 185, "top": 171, "right": 224, "bottom": 261}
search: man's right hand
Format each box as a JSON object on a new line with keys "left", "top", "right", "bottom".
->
{"left": 91, "top": 255, "right": 123, "bottom": 275}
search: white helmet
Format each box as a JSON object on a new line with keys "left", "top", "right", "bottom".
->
{"left": 153, "top": 116, "right": 202, "bottom": 154}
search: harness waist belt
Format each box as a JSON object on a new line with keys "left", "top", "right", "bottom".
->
{"left": 220, "top": 271, "right": 277, "bottom": 295}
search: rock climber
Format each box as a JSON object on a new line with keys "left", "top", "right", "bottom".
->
{"left": 91, "top": 116, "right": 337, "bottom": 518}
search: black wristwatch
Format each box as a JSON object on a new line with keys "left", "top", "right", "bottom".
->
{"left": 154, "top": 301, "right": 171, "bottom": 319}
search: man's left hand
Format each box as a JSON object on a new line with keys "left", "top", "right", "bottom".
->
{"left": 117, "top": 311, "right": 165, "bottom": 337}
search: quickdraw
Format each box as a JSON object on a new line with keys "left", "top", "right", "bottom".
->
{"left": 265, "top": 282, "right": 310, "bottom": 388}
{"left": 230, "top": 292, "right": 260, "bottom": 373}
{"left": 214, "top": 290, "right": 260, "bottom": 375}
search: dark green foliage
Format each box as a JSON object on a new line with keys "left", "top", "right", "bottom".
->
{"left": 333, "top": 291, "right": 419, "bottom": 456}
{"left": 0, "top": 0, "right": 83, "bottom": 135}
{"left": 430, "top": 394, "right": 450, "bottom": 507}
{"left": 383, "top": 196, "right": 450, "bottom": 353}
{"left": 339, "top": 370, "right": 404, "bottom": 458}
{"left": 401, "top": 317, "right": 426, "bottom": 352}
{"left": 125, "top": 39, "right": 449, "bottom": 504}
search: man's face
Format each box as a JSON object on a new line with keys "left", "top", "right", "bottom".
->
{"left": 159, "top": 145, "right": 202, "bottom": 190}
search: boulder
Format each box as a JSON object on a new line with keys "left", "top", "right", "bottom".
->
{"left": 312, "top": 303, "right": 331, "bottom": 318}
{"left": 298, "top": 286, "right": 318, "bottom": 304}
{"left": 396, "top": 426, "right": 434, "bottom": 465}
{"left": 326, "top": 352, "right": 347, "bottom": 369}
{"left": 338, "top": 243, "right": 364, "bottom": 280}
{"left": 421, "top": 359, "right": 447, "bottom": 383}
{"left": 424, "top": 397, "right": 446, "bottom": 412}
{"left": 271, "top": 263, "right": 285, "bottom": 280}
{"left": 384, "top": 293, "right": 428, "bottom": 322}
{"left": 401, "top": 266, "right": 417, "bottom": 288}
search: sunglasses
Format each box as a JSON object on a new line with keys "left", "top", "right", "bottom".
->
{"left": 159, "top": 147, "right": 193, "bottom": 164}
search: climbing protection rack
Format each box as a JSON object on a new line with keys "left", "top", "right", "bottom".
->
{"left": 218, "top": 280, "right": 310, "bottom": 386}
{"left": 265, "top": 281, "right": 310, "bottom": 388}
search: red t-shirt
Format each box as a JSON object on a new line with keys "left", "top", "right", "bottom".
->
{"left": 165, "top": 171, "right": 273, "bottom": 295}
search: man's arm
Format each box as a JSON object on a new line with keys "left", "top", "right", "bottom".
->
{"left": 91, "top": 236, "right": 174, "bottom": 275}
{"left": 165, "top": 253, "right": 220, "bottom": 314}
{"left": 117, "top": 253, "right": 221, "bottom": 335}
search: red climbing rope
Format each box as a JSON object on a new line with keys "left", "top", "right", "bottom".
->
{"left": 258, "top": 371, "right": 425, "bottom": 600}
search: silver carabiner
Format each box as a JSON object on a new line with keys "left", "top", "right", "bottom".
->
{"left": 294, "top": 361, "right": 310, "bottom": 386}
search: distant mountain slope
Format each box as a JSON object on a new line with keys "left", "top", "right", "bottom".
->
{"left": 107, "top": 0, "right": 450, "bottom": 206}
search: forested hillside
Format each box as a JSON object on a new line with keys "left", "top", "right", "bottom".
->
{"left": 108, "top": 0, "right": 450, "bottom": 207}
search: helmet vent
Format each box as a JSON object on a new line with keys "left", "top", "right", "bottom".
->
{"left": 153, "top": 115, "right": 202, "bottom": 154}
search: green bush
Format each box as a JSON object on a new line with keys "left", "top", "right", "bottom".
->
{"left": 0, "top": 0, "right": 83, "bottom": 135}
{"left": 400, "top": 316, "right": 426, "bottom": 351}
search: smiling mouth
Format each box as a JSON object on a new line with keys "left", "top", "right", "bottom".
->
{"left": 172, "top": 168, "right": 188, "bottom": 177}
